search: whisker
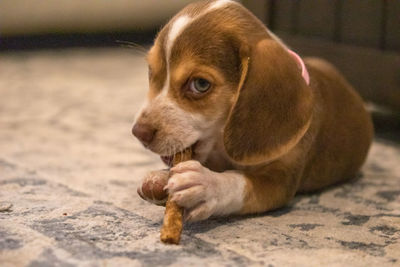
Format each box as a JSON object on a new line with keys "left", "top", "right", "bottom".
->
{"left": 179, "top": 141, "right": 184, "bottom": 159}
{"left": 115, "top": 40, "right": 149, "bottom": 55}
{"left": 167, "top": 142, "right": 171, "bottom": 156}
{"left": 171, "top": 144, "right": 176, "bottom": 164}
{"left": 173, "top": 143, "right": 177, "bottom": 154}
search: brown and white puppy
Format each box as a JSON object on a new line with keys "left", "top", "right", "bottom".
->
{"left": 132, "top": 0, "right": 373, "bottom": 222}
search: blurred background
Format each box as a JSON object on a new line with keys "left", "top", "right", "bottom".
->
{"left": 0, "top": 0, "right": 195, "bottom": 48}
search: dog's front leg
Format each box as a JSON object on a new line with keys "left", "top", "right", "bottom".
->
{"left": 238, "top": 165, "right": 299, "bottom": 215}
{"left": 166, "top": 161, "right": 300, "bottom": 221}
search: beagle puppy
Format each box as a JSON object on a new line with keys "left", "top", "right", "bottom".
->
{"left": 132, "top": 0, "right": 373, "bottom": 222}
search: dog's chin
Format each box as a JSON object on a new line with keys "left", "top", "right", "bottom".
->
{"left": 159, "top": 139, "right": 212, "bottom": 167}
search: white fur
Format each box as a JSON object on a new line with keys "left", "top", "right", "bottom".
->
{"left": 160, "top": 98, "right": 199, "bottom": 152}
{"left": 208, "top": 0, "right": 233, "bottom": 11}
{"left": 166, "top": 15, "right": 192, "bottom": 60}
{"left": 166, "top": 161, "right": 246, "bottom": 221}
{"left": 157, "top": 92, "right": 222, "bottom": 159}
{"left": 153, "top": 93, "right": 214, "bottom": 156}
{"left": 159, "top": 77, "right": 170, "bottom": 97}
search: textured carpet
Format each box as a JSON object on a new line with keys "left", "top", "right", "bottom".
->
{"left": 0, "top": 48, "right": 399, "bottom": 267}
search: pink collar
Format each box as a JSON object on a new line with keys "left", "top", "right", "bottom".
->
{"left": 288, "top": 50, "right": 310, "bottom": 85}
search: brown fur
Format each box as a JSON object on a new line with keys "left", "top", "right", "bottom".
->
{"left": 136, "top": 0, "right": 374, "bottom": 215}
{"left": 224, "top": 39, "right": 314, "bottom": 165}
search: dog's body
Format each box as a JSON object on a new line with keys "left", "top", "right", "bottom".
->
{"left": 133, "top": 0, "right": 373, "bottom": 221}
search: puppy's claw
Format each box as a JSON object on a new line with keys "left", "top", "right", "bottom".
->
{"left": 163, "top": 182, "right": 173, "bottom": 191}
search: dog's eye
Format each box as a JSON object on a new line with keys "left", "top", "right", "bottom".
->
{"left": 190, "top": 78, "right": 211, "bottom": 93}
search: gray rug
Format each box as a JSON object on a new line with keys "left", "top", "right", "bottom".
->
{"left": 0, "top": 48, "right": 399, "bottom": 266}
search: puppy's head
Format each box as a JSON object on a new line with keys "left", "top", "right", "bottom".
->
{"left": 132, "top": 0, "right": 313, "bottom": 166}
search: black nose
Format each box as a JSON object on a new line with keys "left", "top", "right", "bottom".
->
{"left": 132, "top": 123, "right": 156, "bottom": 146}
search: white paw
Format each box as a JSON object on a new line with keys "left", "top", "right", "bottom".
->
{"left": 165, "top": 160, "right": 245, "bottom": 222}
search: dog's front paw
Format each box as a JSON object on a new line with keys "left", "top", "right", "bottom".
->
{"left": 137, "top": 169, "right": 169, "bottom": 206}
{"left": 166, "top": 160, "right": 238, "bottom": 222}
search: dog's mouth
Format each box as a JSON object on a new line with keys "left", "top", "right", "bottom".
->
{"left": 160, "top": 141, "right": 199, "bottom": 167}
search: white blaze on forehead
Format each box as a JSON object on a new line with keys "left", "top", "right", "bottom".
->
{"left": 208, "top": 0, "right": 233, "bottom": 11}
{"left": 166, "top": 15, "right": 192, "bottom": 59}
{"left": 162, "top": 15, "right": 192, "bottom": 96}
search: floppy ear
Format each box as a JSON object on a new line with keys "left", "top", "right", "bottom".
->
{"left": 223, "top": 39, "right": 314, "bottom": 165}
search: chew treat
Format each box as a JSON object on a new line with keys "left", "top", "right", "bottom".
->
{"left": 160, "top": 148, "right": 192, "bottom": 244}
{"left": 160, "top": 195, "right": 184, "bottom": 244}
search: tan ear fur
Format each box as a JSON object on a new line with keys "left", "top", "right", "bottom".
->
{"left": 223, "top": 39, "right": 314, "bottom": 165}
